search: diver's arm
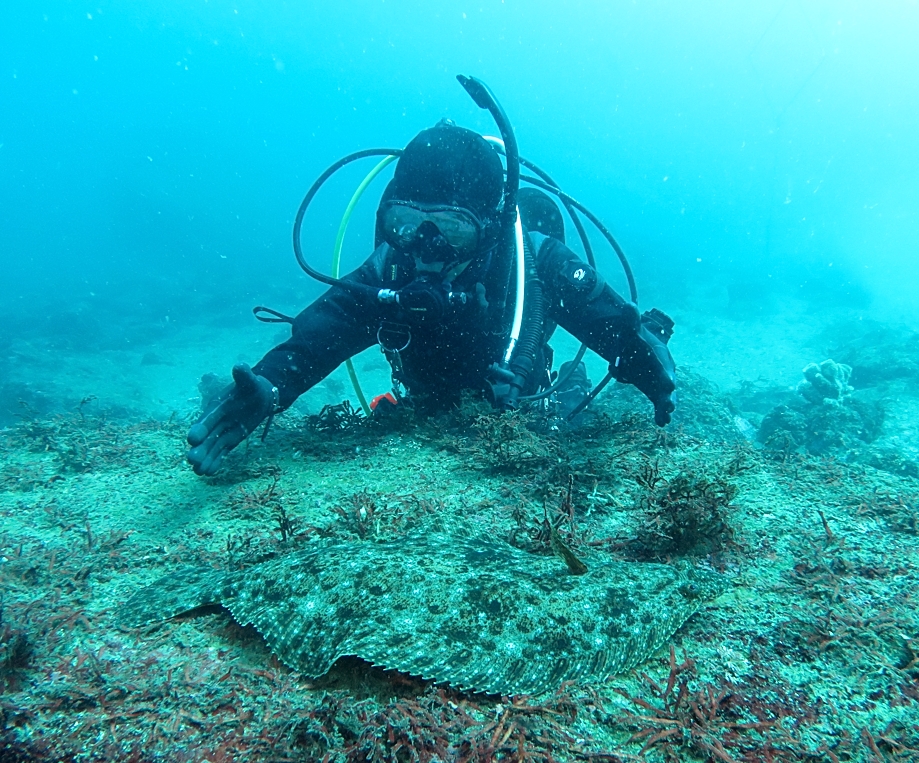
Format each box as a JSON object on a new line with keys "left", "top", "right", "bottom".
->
{"left": 186, "top": 249, "right": 386, "bottom": 476}
{"left": 533, "top": 234, "right": 677, "bottom": 424}
{"left": 252, "top": 251, "right": 387, "bottom": 410}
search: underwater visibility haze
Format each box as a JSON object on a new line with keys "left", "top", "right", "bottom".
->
{"left": 1, "top": 1, "right": 919, "bottom": 760}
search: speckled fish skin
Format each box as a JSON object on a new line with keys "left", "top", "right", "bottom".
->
{"left": 122, "top": 535, "right": 725, "bottom": 696}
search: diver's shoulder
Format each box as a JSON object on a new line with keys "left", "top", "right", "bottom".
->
{"left": 529, "top": 230, "right": 575, "bottom": 261}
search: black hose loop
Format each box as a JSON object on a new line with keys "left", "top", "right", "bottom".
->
{"left": 519, "top": 157, "right": 596, "bottom": 271}
{"left": 456, "top": 75, "right": 520, "bottom": 229}
{"left": 292, "top": 148, "right": 402, "bottom": 298}
{"left": 252, "top": 306, "right": 295, "bottom": 324}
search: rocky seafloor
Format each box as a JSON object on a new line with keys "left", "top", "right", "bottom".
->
{"left": 1, "top": 315, "right": 918, "bottom": 762}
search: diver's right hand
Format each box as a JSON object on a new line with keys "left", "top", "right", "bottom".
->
{"left": 186, "top": 363, "right": 277, "bottom": 476}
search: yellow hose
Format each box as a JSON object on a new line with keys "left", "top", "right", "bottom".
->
{"left": 332, "top": 154, "right": 398, "bottom": 416}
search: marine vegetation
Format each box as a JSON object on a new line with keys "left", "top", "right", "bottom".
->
{"left": 1, "top": 359, "right": 918, "bottom": 761}
{"left": 629, "top": 459, "right": 737, "bottom": 558}
{"left": 0, "top": 598, "right": 31, "bottom": 693}
{"left": 452, "top": 405, "right": 563, "bottom": 475}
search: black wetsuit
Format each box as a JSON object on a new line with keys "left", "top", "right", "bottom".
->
{"left": 253, "top": 232, "right": 676, "bottom": 415}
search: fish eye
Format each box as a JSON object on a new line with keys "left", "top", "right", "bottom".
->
{"left": 680, "top": 582, "right": 701, "bottom": 598}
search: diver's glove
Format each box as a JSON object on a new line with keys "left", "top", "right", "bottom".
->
{"left": 186, "top": 363, "right": 278, "bottom": 476}
{"left": 653, "top": 392, "right": 676, "bottom": 426}
{"left": 612, "top": 327, "right": 677, "bottom": 427}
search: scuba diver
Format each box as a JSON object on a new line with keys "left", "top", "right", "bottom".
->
{"left": 187, "top": 77, "right": 676, "bottom": 477}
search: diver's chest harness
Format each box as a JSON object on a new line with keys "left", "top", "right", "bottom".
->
{"left": 371, "top": 233, "right": 533, "bottom": 406}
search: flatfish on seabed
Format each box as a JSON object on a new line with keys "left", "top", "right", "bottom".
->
{"left": 122, "top": 534, "right": 725, "bottom": 696}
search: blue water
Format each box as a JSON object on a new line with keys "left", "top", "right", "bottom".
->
{"left": 2, "top": 1, "right": 917, "bottom": 418}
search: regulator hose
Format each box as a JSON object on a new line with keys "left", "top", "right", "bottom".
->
{"left": 331, "top": 155, "right": 399, "bottom": 416}
{"left": 503, "top": 232, "right": 547, "bottom": 409}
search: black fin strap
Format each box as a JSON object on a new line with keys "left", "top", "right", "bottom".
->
{"left": 253, "top": 306, "right": 296, "bottom": 324}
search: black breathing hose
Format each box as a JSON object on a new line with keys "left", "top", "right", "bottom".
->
{"left": 503, "top": 232, "right": 547, "bottom": 409}
{"left": 520, "top": 173, "right": 637, "bottom": 303}
{"left": 510, "top": 160, "right": 638, "bottom": 404}
{"left": 513, "top": 158, "right": 593, "bottom": 403}
{"left": 457, "top": 75, "right": 519, "bottom": 226}
{"left": 291, "top": 148, "right": 402, "bottom": 296}
{"left": 456, "top": 75, "right": 522, "bottom": 330}
{"left": 514, "top": 170, "right": 638, "bottom": 412}
{"left": 519, "top": 157, "right": 596, "bottom": 269}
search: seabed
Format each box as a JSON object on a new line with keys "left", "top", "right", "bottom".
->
{"left": 1, "top": 306, "right": 917, "bottom": 762}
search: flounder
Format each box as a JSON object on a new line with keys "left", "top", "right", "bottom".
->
{"left": 123, "top": 534, "right": 724, "bottom": 695}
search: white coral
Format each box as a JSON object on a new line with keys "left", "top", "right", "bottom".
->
{"left": 798, "top": 359, "right": 853, "bottom": 405}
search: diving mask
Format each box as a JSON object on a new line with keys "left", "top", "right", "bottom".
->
{"left": 380, "top": 201, "right": 486, "bottom": 259}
